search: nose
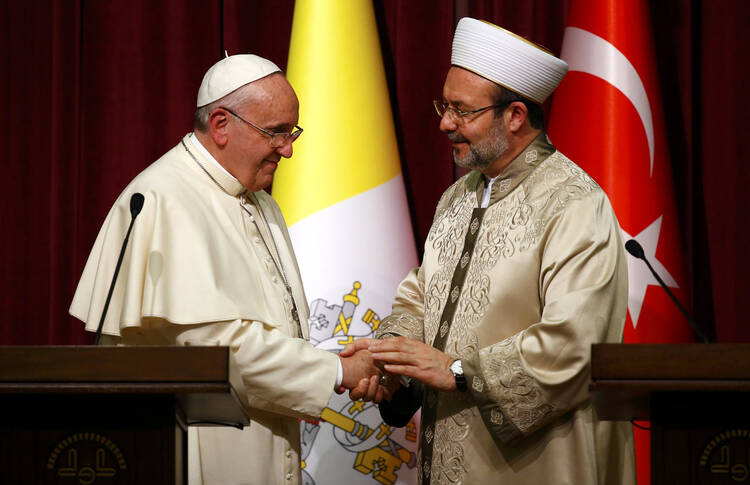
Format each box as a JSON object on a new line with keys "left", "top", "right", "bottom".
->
{"left": 439, "top": 112, "right": 458, "bottom": 133}
{"left": 276, "top": 141, "right": 293, "bottom": 158}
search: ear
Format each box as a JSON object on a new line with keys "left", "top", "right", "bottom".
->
{"left": 505, "top": 101, "right": 529, "bottom": 134}
{"left": 208, "top": 108, "right": 231, "bottom": 147}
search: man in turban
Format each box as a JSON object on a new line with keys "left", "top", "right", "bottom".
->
{"left": 346, "top": 18, "right": 636, "bottom": 484}
{"left": 70, "top": 54, "right": 381, "bottom": 485}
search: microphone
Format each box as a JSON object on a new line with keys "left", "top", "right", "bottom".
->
{"left": 624, "top": 239, "right": 709, "bottom": 343}
{"left": 94, "top": 193, "right": 145, "bottom": 344}
{"left": 130, "top": 192, "right": 145, "bottom": 218}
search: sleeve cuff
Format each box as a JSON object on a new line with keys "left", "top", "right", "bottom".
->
{"left": 335, "top": 357, "right": 343, "bottom": 388}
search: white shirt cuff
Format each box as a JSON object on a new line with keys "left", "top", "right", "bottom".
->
{"left": 335, "top": 357, "right": 343, "bottom": 387}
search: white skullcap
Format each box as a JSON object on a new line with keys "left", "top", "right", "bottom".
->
{"left": 196, "top": 54, "right": 281, "bottom": 107}
{"left": 451, "top": 18, "right": 568, "bottom": 104}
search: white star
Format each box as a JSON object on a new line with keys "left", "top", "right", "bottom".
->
{"left": 621, "top": 215, "right": 678, "bottom": 328}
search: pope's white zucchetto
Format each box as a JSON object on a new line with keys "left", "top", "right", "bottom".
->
{"left": 451, "top": 17, "right": 568, "bottom": 104}
{"left": 196, "top": 54, "right": 281, "bottom": 107}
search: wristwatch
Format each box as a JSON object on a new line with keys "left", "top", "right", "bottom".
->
{"left": 449, "top": 359, "right": 467, "bottom": 392}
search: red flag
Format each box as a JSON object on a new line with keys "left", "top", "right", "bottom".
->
{"left": 548, "top": 1, "right": 695, "bottom": 483}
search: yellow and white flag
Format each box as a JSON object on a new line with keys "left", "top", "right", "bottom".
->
{"left": 272, "top": 1, "right": 418, "bottom": 484}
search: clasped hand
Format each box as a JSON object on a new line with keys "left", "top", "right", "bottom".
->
{"left": 336, "top": 336, "right": 456, "bottom": 403}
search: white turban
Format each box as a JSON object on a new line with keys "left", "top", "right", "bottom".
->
{"left": 451, "top": 18, "right": 568, "bottom": 104}
{"left": 196, "top": 54, "right": 281, "bottom": 107}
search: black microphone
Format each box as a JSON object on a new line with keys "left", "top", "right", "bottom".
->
{"left": 624, "top": 238, "right": 709, "bottom": 343}
{"left": 130, "top": 192, "right": 145, "bottom": 218}
{"left": 94, "top": 193, "right": 145, "bottom": 344}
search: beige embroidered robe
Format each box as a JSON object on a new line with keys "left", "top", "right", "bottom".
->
{"left": 378, "top": 133, "right": 636, "bottom": 485}
{"left": 70, "top": 134, "right": 339, "bottom": 485}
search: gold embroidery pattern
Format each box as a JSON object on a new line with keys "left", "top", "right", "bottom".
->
{"left": 460, "top": 252, "right": 470, "bottom": 269}
{"left": 472, "top": 152, "right": 599, "bottom": 266}
{"left": 429, "top": 189, "right": 473, "bottom": 267}
{"left": 420, "top": 183, "right": 476, "bottom": 484}
{"left": 431, "top": 221, "right": 466, "bottom": 267}
{"left": 475, "top": 223, "right": 514, "bottom": 264}
{"left": 450, "top": 286, "right": 460, "bottom": 303}
{"left": 470, "top": 218, "right": 480, "bottom": 235}
{"left": 430, "top": 184, "right": 473, "bottom": 233}
{"left": 431, "top": 407, "right": 473, "bottom": 484}
{"left": 490, "top": 407, "right": 504, "bottom": 425}
{"left": 529, "top": 154, "right": 599, "bottom": 214}
{"left": 472, "top": 191, "right": 527, "bottom": 265}
{"left": 472, "top": 376, "right": 485, "bottom": 393}
{"left": 422, "top": 185, "right": 474, "bottom": 345}
{"left": 420, "top": 178, "right": 489, "bottom": 485}
{"left": 424, "top": 269, "right": 451, "bottom": 344}
{"left": 425, "top": 425, "right": 434, "bottom": 444}
{"left": 444, "top": 332, "right": 479, "bottom": 365}
{"left": 439, "top": 321, "right": 449, "bottom": 338}
{"left": 453, "top": 273, "right": 490, "bottom": 330}
{"left": 480, "top": 335, "right": 556, "bottom": 433}
{"left": 377, "top": 313, "right": 423, "bottom": 341}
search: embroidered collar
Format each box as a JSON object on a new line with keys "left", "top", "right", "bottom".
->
{"left": 468, "top": 131, "right": 556, "bottom": 206}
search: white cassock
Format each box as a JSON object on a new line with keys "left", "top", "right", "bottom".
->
{"left": 70, "top": 133, "right": 339, "bottom": 485}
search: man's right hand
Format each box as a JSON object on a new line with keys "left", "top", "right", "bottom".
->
{"left": 337, "top": 338, "right": 399, "bottom": 403}
{"left": 338, "top": 345, "right": 382, "bottom": 393}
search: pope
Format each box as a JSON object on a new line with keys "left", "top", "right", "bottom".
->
{"left": 70, "top": 54, "right": 381, "bottom": 485}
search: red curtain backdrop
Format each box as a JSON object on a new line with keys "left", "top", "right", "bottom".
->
{"left": 1, "top": 0, "right": 747, "bottom": 345}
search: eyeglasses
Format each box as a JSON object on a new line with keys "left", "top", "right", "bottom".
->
{"left": 220, "top": 107, "right": 303, "bottom": 148}
{"left": 433, "top": 100, "right": 508, "bottom": 125}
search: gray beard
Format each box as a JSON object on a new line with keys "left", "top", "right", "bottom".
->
{"left": 451, "top": 121, "right": 509, "bottom": 171}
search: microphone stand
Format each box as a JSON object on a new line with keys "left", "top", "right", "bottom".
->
{"left": 625, "top": 239, "right": 710, "bottom": 343}
{"left": 94, "top": 193, "right": 145, "bottom": 345}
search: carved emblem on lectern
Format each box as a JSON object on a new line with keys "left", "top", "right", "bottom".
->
{"left": 699, "top": 428, "right": 750, "bottom": 483}
{"left": 47, "top": 432, "right": 126, "bottom": 483}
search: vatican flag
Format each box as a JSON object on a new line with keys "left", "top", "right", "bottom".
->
{"left": 272, "top": 1, "right": 419, "bottom": 484}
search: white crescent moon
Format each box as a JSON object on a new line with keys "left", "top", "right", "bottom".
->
{"left": 560, "top": 27, "right": 655, "bottom": 176}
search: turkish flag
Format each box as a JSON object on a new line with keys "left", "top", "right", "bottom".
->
{"left": 547, "top": 1, "right": 697, "bottom": 483}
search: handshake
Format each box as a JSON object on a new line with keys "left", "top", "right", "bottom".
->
{"left": 335, "top": 336, "right": 458, "bottom": 403}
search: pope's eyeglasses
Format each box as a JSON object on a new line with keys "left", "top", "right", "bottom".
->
{"left": 221, "top": 107, "right": 303, "bottom": 148}
{"left": 433, "top": 100, "right": 509, "bottom": 125}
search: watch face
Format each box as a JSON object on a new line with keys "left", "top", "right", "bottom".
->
{"left": 450, "top": 359, "right": 467, "bottom": 392}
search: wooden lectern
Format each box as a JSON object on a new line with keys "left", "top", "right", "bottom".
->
{"left": 0, "top": 346, "right": 251, "bottom": 484}
{"left": 590, "top": 343, "right": 750, "bottom": 484}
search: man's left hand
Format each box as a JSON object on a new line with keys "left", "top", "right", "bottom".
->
{"left": 369, "top": 336, "right": 457, "bottom": 392}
